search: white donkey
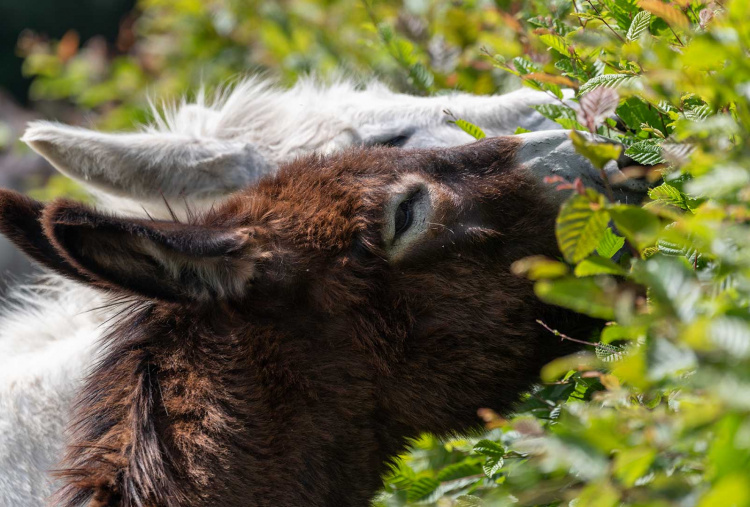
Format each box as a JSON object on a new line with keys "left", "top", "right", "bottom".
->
{"left": 0, "top": 77, "right": 646, "bottom": 506}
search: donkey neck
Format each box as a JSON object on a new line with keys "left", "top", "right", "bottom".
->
{"left": 57, "top": 303, "right": 405, "bottom": 507}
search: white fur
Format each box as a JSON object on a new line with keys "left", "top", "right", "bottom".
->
{"left": 0, "top": 77, "right": 578, "bottom": 506}
{"left": 21, "top": 77, "right": 563, "bottom": 217}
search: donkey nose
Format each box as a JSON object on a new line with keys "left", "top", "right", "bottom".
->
{"left": 515, "top": 130, "right": 652, "bottom": 205}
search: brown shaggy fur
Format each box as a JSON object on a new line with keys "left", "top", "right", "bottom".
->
{"left": 0, "top": 138, "right": 597, "bottom": 506}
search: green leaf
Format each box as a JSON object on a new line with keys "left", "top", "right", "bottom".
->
{"left": 514, "top": 126, "right": 531, "bottom": 134}
{"left": 511, "top": 256, "right": 570, "bottom": 280}
{"left": 436, "top": 461, "right": 483, "bottom": 482}
{"left": 698, "top": 475, "right": 750, "bottom": 507}
{"left": 625, "top": 139, "right": 665, "bottom": 165}
{"left": 574, "top": 256, "right": 626, "bottom": 277}
{"left": 540, "top": 33, "right": 570, "bottom": 56}
{"left": 406, "top": 477, "right": 440, "bottom": 502}
{"left": 513, "top": 56, "right": 541, "bottom": 75}
{"left": 556, "top": 117, "right": 589, "bottom": 130}
{"left": 608, "top": 205, "right": 661, "bottom": 251}
{"left": 455, "top": 496, "right": 484, "bottom": 507}
{"left": 579, "top": 73, "right": 638, "bottom": 94}
{"left": 573, "top": 481, "right": 620, "bottom": 507}
{"left": 450, "top": 118, "right": 486, "bottom": 139}
{"left": 533, "top": 103, "right": 578, "bottom": 121}
{"left": 384, "top": 460, "right": 416, "bottom": 489}
{"left": 632, "top": 255, "right": 701, "bottom": 321}
{"left": 473, "top": 439, "right": 505, "bottom": 458}
{"left": 481, "top": 456, "right": 504, "bottom": 478}
{"left": 557, "top": 189, "right": 610, "bottom": 263}
{"left": 626, "top": 11, "right": 651, "bottom": 41}
{"left": 570, "top": 130, "right": 623, "bottom": 170}
{"left": 474, "top": 440, "right": 505, "bottom": 478}
{"left": 535, "top": 277, "right": 617, "bottom": 320}
{"left": 596, "top": 228, "right": 626, "bottom": 258}
{"left": 596, "top": 342, "right": 627, "bottom": 362}
{"left": 647, "top": 183, "right": 692, "bottom": 211}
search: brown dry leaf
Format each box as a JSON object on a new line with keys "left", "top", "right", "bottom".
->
{"left": 600, "top": 374, "right": 622, "bottom": 391}
{"left": 525, "top": 73, "right": 577, "bottom": 88}
{"left": 578, "top": 87, "right": 619, "bottom": 132}
{"left": 638, "top": 0, "right": 690, "bottom": 30}
{"left": 57, "top": 30, "right": 79, "bottom": 63}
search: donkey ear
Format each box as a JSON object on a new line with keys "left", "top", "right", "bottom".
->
{"left": 0, "top": 189, "right": 90, "bottom": 283}
{"left": 22, "top": 121, "right": 271, "bottom": 201}
{"left": 42, "top": 201, "right": 267, "bottom": 302}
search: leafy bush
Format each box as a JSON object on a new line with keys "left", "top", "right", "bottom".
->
{"left": 19, "top": 0, "right": 750, "bottom": 505}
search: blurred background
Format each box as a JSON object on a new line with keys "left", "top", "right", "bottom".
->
{"left": 0, "top": 0, "right": 545, "bottom": 288}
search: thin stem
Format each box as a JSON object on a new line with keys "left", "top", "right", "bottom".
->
{"left": 536, "top": 319, "right": 598, "bottom": 347}
{"left": 599, "top": 167, "right": 616, "bottom": 203}
{"left": 668, "top": 25, "right": 685, "bottom": 47}
{"left": 572, "top": 0, "right": 585, "bottom": 28}
{"left": 585, "top": 0, "right": 625, "bottom": 43}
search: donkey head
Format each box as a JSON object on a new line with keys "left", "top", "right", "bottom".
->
{"left": 0, "top": 136, "right": 636, "bottom": 506}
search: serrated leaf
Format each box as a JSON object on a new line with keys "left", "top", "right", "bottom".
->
{"left": 570, "top": 130, "right": 623, "bottom": 170}
{"left": 596, "top": 342, "right": 627, "bottom": 362}
{"left": 540, "top": 33, "right": 570, "bottom": 56}
{"left": 557, "top": 190, "right": 610, "bottom": 263}
{"left": 625, "top": 140, "right": 665, "bottom": 165}
{"left": 648, "top": 183, "right": 692, "bottom": 211}
{"left": 626, "top": 11, "right": 651, "bottom": 41}
{"left": 597, "top": 228, "right": 626, "bottom": 258}
{"left": 408, "top": 62, "right": 434, "bottom": 92}
{"left": 474, "top": 440, "right": 506, "bottom": 478}
{"left": 450, "top": 118, "right": 486, "bottom": 140}
{"left": 406, "top": 477, "right": 440, "bottom": 502}
{"left": 557, "top": 117, "right": 589, "bottom": 130}
{"left": 579, "top": 73, "right": 638, "bottom": 94}
{"left": 513, "top": 56, "right": 541, "bottom": 75}
{"left": 578, "top": 87, "right": 620, "bottom": 132}
{"left": 473, "top": 439, "right": 505, "bottom": 458}
{"left": 436, "top": 461, "right": 483, "bottom": 482}
{"left": 384, "top": 461, "right": 416, "bottom": 489}
{"left": 575, "top": 256, "right": 626, "bottom": 277}
{"left": 482, "top": 457, "right": 504, "bottom": 478}
{"left": 533, "top": 103, "right": 578, "bottom": 121}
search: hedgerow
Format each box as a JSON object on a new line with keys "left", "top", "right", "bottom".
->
{"left": 17, "top": 1, "right": 750, "bottom": 505}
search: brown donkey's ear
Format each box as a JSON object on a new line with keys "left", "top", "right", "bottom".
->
{"left": 0, "top": 189, "right": 90, "bottom": 283}
{"left": 42, "top": 201, "right": 265, "bottom": 302}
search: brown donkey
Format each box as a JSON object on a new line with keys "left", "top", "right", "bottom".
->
{"left": 0, "top": 137, "right": 628, "bottom": 506}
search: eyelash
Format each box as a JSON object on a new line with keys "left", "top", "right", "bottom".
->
{"left": 394, "top": 191, "right": 420, "bottom": 238}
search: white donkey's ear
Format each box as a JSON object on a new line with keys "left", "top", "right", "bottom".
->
{"left": 22, "top": 121, "right": 270, "bottom": 200}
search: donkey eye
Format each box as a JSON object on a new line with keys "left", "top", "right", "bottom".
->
{"left": 394, "top": 198, "right": 414, "bottom": 237}
{"left": 377, "top": 134, "right": 411, "bottom": 148}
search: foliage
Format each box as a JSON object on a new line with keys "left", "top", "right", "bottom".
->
{"left": 19, "top": 0, "right": 750, "bottom": 505}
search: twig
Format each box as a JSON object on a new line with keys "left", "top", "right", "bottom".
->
{"left": 536, "top": 319, "right": 598, "bottom": 347}
{"left": 572, "top": 0, "right": 585, "bottom": 28}
{"left": 599, "top": 167, "right": 616, "bottom": 203}
{"left": 585, "top": 0, "right": 625, "bottom": 43}
{"left": 668, "top": 25, "right": 685, "bottom": 47}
